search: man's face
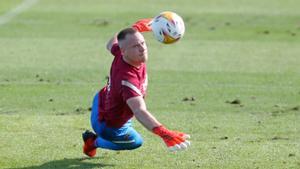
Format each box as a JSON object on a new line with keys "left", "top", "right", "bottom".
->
{"left": 121, "top": 32, "right": 148, "bottom": 65}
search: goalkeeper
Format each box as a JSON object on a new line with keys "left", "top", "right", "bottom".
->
{"left": 82, "top": 18, "right": 190, "bottom": 157}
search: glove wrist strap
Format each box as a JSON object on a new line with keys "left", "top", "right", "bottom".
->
{"left": 152, "top": 125, "right": 167, "bottom": 136}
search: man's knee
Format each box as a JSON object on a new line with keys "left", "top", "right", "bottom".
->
{"left": 127, "top": 137, "right": 143, "bottom": 150}
{"left": 135, "top": 136, "right": 143, "bottom": 148}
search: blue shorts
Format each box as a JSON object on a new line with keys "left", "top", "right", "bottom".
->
{"left": 90, "top": 93, "right": 143, "bottom": 150}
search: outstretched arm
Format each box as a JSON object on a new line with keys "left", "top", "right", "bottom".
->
{"left": 127, "top": 96, "right": 191, "bottom": 152}
{"left": 127, "top": 96, "right": 161, "bottom": 130}
{"left": 106, "top": 33, "right": 118, "bottom": 51}
{"left": 106, "top": 18, "right": 152, "bottom": 51}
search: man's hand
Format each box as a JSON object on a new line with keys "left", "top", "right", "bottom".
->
{"left": 132, "top": 18, "right": 153, "bottom": 32}
{"left": 153, "top": 125, "right": 191, "bottom": 152}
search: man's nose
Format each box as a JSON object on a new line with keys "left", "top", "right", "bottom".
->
{"left": 139, "top": 46, "right": 145, "bottom": 52}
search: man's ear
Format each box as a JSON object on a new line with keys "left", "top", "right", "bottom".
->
{"left": 118, "top": 40, "right": 124, "bottom": 53}
{"left": 120, "top": 47, "right": 126, "bottom": 56}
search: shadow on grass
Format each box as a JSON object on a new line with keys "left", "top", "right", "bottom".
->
{"left": 6, "top": 157, "right": 114, "bottom": 169}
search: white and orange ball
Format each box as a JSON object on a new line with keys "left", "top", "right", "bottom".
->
{"left": 151, "top": 11, "right": 185, "bottom": 44}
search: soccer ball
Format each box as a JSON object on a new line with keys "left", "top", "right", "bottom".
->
{"left": 151, "top": 11, "right": 185, "bottom": 44}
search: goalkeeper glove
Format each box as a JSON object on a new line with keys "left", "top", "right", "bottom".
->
{"left": 132, "top": 18, "right": 153, "bottom": 32}
{"left": 152, "top": 125, "right": 191, "bottom": 152}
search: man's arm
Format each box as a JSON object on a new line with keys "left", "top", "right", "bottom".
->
{"left": 106, "top": 33, "right": 118, "bottom": 51}
{"left": 127, "top": 96, "right": 161, "bottom": 130}
{"left": 106, "top": 18, "right": 152, "bottom": 51}
{"left": 127, "top": 96, "right": 191, "bottom": 151}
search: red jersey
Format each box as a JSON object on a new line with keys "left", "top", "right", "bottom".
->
{"left": 98, "top": 44, "right": 148, "bottom": 128}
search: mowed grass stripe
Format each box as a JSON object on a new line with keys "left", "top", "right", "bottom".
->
{"left": 0, "top": 0, "right": 39, "bottom": 26}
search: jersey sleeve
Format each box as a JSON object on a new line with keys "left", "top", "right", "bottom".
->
{"left": 110, "top": 43, "right": 122, "bottom": 57}
{"left": 121, "top": 72, "right": 142, "bottom": 101}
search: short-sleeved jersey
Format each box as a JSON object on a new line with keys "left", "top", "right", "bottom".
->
{"left": 97, "top": 44, "right": 148, "bottom": 128}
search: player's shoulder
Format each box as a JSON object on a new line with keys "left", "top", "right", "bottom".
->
{"left": 117, "top": 68, "right": 138, "bottom": 81}
{"left": 111, "top": 69, "right": 138, "bottom": 88}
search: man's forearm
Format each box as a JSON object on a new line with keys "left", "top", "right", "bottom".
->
{"left": 106, "top": 34, "right": 118, "bottom": 51}
{"left": 134, "top": 109, "right": 161, "bottom": 131}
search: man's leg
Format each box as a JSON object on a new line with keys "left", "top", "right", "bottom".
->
{"left": 90, "top": 93, "right": 143, "bottom": 151}
{"left": 94, "top": 120, "right": 143, "bottom": 150}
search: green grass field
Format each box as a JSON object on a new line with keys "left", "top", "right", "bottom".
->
{"left": 0, "top": 0, "right": 300, "bottom": 168}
